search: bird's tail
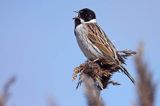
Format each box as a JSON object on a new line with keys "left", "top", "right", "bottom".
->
{"left": 119, "top": 65, "right": 135, "bottom": 84}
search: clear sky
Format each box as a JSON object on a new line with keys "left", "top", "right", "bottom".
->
{"left": 0, "top": 0, "right": 160, "bottom": 106}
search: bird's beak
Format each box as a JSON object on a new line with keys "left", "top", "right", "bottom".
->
{"left": 72, "top": 17, "right": 76, "bottom": 20}
{"left": 72, "top": 16, "right": 78, "bottom": 20}
{"left": 73, "top": 10, "right": 79, "bottom": 20}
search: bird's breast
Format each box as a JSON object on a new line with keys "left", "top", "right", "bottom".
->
{"left": 75, "top": 24, "right": 103, "bottom": 60}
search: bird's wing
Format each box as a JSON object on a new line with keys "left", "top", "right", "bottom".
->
{"left": 86, "top": 23, "right": 118, "bottom": 63}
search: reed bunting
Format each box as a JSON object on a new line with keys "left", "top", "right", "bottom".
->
{"left": 73, "top": 8, "right": 134, "bottom": 83}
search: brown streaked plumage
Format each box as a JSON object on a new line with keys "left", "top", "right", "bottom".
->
{"left": 86, "top": 23, "right": 118, "bottom": 64}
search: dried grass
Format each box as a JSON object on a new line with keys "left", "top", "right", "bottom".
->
{"left": 134, "top": 43, "right": 156, "bottom": 106}
{"left": 0, "top": 76, "right": 16, "bottom": 106}
{"left": 83, "top": 75, "right": 104, "bottom": 106}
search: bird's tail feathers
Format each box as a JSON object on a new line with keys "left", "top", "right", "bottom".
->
{"left": 119, "top": 65, "right": 135, "bottom": 84}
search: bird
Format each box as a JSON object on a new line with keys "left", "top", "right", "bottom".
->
{"left": 73, "top": 8, "right": 134, "bottom": 83}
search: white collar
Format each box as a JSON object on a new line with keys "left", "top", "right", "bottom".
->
{"left": 80, "top": 19, "right": 96, "bottom": 24}
{"left": 85, "top": 19, "right": 96, "bottom": 23}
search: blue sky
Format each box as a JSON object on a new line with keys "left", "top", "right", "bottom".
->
{"left": 0, "top": 0, "right": 160, "bottom": 106}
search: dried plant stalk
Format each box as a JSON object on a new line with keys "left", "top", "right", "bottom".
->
{"left": 0, "top": 76, "right": 16, "bottom": 106}
{"left": 134, "top": 44, "right": 156, "bottom": 106}
{"left": 47, "top": 96, "right": 57, "bottom": 106}
{"left": 83, "top": 74, "right": 104, "bottom": 106}
{"left": 73, "top": 60, "right": 115, "bottom": 90}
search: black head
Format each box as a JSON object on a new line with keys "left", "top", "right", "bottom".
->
{"left": 73, "top": 17, "right": 81, "bottom": 28}
{"left": 78, "top": 8, "right": 96, "bottom": 22}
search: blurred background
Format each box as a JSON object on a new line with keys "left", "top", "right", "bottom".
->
{"left": 0, "top": 0, "right": 159, "bottom": 106}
